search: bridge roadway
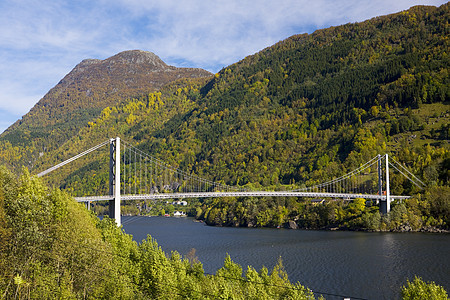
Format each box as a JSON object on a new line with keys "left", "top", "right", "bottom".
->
{"left": 75, "top": 191, "right": 410, "bottom": 202}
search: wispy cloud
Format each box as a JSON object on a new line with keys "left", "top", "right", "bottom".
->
{"left": 114, "top": 0, "right": 447, "bottom": 69}
{"left": 0, "top": 0, "right": 446, "bottom": 133}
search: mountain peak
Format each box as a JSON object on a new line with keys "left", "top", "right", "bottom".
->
{"left": 107, "top": 50, "right": 168, "bottom": 69}
{"left": 71, "top": 50, "right": 173, "bottom": 75}
{"left": 63, "top": 50, "right": 211, "bottom": 89}
{"left": 0, "top": 49, "right": 212, "bottom": 159}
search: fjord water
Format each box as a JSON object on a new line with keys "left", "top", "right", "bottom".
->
{"left": 122, "top": 216, "right": 449, "bottom": 300}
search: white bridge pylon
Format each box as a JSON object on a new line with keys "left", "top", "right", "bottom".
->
{"left": 37, "top": 137, "right": 424, "bottom": 227}
{"left": 109, "top": 137, "right": 121, "bottom": 226}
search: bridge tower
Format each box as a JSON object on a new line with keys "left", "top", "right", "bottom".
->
{"left": 379, "top": 154, "right": 391, "bottom": 214}
{"left": 109, "top": 137, "right": 121, "bottom": 226}
{"left": 377, "top": 154, "right": 383, "bottom": 200}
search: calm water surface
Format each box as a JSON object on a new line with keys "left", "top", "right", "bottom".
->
{"left": 122, "top": 216, "right": 449, "bottom": 300}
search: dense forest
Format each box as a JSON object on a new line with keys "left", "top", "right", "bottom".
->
{"left": 0, "top": 3, "right": 449, "bottom": 233}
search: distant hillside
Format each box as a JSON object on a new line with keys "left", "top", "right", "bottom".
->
{"left": 1, "top": 4, "right": 448, "bottom": 202}
{"left": 128, "top": 4, "right": 448, "bottom": 191}
{"left": 0, "top": 50, "right": 212, "bottom": 170}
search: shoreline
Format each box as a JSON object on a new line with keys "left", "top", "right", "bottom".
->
{"left": 119, "top": 214, "right": 449, "bottom": 233}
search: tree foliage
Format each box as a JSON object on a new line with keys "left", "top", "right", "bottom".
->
{"left": 191, "top": 188, "right": 449, "bottom": 231}
{"left": 0, "top": 167, "right": 319, "bottom": 299}
{"left": 401, "top": 277, "right": 448, "bottom": 300}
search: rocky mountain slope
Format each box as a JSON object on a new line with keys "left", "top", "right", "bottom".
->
{"left": 0, "top": 50, "right": 212, "bottom": 170}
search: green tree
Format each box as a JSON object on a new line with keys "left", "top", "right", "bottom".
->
{"left": 0, "top": 168, "right": 138, "bottom": 298}
{"left": 401, "top": 277, "right": 448, "bottom": 300}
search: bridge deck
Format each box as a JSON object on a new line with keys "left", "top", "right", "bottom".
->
{"left": 75, "top": 191, "right": 409, "bottom": 202}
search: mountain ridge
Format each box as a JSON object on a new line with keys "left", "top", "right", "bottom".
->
{"left": 5, "top": 50, "right": 211, "bottom": 131}
{"left": 0, "top": 50, "right": 212, "bottom": 170}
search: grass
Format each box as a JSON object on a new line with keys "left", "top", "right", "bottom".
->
{"left": 384, "top": 102, "right": 449, "bottom": 149}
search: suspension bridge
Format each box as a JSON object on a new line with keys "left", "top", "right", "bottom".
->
{"left": 37, "top": 137, "right": 425, "bottom": 226}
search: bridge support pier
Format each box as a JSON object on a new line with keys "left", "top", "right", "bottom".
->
{"left": 109, "top": 137, "right": 121, "bottom": 226}
{"left": 379, "top": 154, "right": 391, "bottom": 214}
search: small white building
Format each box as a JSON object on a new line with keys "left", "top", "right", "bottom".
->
{"left": 173, "top": 211, "right": 186, "bottom": 217}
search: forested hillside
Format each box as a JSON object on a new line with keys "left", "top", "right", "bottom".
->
{"left": 1, "top": 4, "right": 449, "bottom": 230}
{"left": 139, "top": 3, "right": 448, "bottom": 189}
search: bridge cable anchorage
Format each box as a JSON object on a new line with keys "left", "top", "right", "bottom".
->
{"left": 36, "top": 140, "right": 110, "bottom": 177}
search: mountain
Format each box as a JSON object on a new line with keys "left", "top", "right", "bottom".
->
{"left": 0, "top": 50, "right": 212, "bottom": 170}
{"left": 1, "top": 4, "right": 449, "bottom": 199}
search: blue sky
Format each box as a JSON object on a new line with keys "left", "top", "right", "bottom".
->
{"left": 0, "top": 0, "right": 447, "bottom": 134}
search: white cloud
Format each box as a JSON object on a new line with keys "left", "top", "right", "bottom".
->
{"left": 0, "top": 0, "right": 447, "bottom": 134}
{"left": 112, "top": 0, "right": 448, "bottom": 69}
